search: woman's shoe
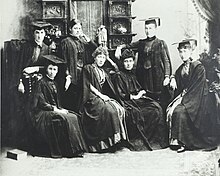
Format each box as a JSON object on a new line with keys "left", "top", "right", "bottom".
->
{"left": 177, "top": 146, "right": 186, "bottom": 153}
{"left": 170, "top": 144, "right": 181, "bottom": 150}
{"left": 73, "top": 153, "right": 84, "bottom": 158}
{"left": 71, "top": 151, "right": 84, "bottom": 158}
{"left": 170, "top": 139, "right": 181, "bottom": 150}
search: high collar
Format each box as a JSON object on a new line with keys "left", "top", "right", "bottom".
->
{"left": 183, "top": 58, "right": 192, "bottom": 66}
{"left": 146, "top": 36, "right": 156, "bottom": 41}
{"left": 34, "top": 40, "right": 43, "bottom": 48}
{"left": 46, "top": 75, "right": 55, "bottom": 81}
{"left": 122, "top": 68, "right": 134, "bottom": 74}
{"left": 70, "top": 35, "right": 80, "bottom": 40}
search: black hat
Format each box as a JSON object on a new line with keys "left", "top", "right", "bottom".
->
{"left": 121, "top": 49, "right": 135, "bottom": 61}
{"left": 174, "top": 39, "right": 197, "bottom": 50}
{"left": 92, "top": 46, "right": 109, "bottom": 58}
{"left": 42, "top": 55, "right": 65, "bottom": 65}
{"left": 69, "top": 19, "right": 82, "bottom": 29}
{"left": 31, "top": 21, "right": 52, "bottom": 30}
{"left": 140, "top": 17, "right": 160, "bottom": 26}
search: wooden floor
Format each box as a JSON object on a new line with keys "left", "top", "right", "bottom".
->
{"left": 1, "top": 147, "right": 220, "bottom": 176}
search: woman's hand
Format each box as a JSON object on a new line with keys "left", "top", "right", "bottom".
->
{"left": 163, "top": 76, "right": 170, "bottom": 86}
{"left": 139, "top": 90, "right": 146, "bottom": 97}
{"left": 100, "top": 94, "right": 110, "bottom": 102}
{"left": 131, "top": 90, "right": 146, "bottom": 100}
{"left": 54, "top": 106, "right": 68, "bottom": 114}
{"left": 65, "top": 75, "right": 71, "bottom": 91}
{"left": 80, "top": 33, "right": 91, "bottom": 42}
{"left": 170, "top": 77, "right": 177, "bottom": 90}
{"left": 115, "top": 46, "right": 122, "bottom": 59}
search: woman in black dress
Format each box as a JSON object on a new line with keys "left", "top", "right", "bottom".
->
{"left": 30, "top": 55, "right": 87, "bottom": 158}
{"left": 81, "top": 47, "right": 127, "bottom": 152}
{"left": 60, "top": 19, "right": 97, "bottom": 111}
{"left": 167, "top": 39, "right": 215, "bottom": 152}
{"left": 114, "top": 49, "right": 168, "bottom": 151}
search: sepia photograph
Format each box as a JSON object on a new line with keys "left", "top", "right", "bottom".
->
{"left": 1, "top": 0, "right": 220, "bottom": 175}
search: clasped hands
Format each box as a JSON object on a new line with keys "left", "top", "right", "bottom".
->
{"left": 53, "top": 106, "right": 68, "bottom": 114}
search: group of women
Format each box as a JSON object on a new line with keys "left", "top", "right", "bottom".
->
{"left": 18, "top": 18, "right": 219, "bottom": 158}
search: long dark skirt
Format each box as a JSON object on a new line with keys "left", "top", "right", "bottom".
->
{"left": 125, "top": 98, "right": 169, "bottom": 151}
{"left": 82, "top": 97, "right": 126, "bottom": 152}
{"left": 33, "top": 111, "right": 88, "bottom": 157}
{"left": 171, "top": 104, "right": 211, "bottom": 149}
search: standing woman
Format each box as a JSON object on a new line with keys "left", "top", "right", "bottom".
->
{"left": 30, "top": 55, "right": 87, "bottom": 158}
{"left": 167, "top": 39, "right": 215, "bottom": 152}
{"left": 60, "top": 19, "right": 97, "bottom": 111}
{"left": 115, "top": 17, "right": 172, "bottom": 110}
{"left": 81, "top": 47, "right": 127, "bottom": 153}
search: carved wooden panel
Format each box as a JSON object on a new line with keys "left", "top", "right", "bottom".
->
{"left": 110, "top": 18, "right": 131, "bottom": 34}
{"left": 43, "top": 2, "right": 66, "bottom": 19}
{"left": 76, "top": 1, "right": 103, "bottom": 39}
{"left": 109, "top": 1, "right": 131, "bottom": 17}
{"left": 109, "top": 35, "right": 132, "bottom": 48}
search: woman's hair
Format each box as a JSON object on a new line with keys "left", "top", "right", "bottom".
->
{"left": 69, "top": 19, "right": 82, "bottom": 29}
{"left": 92, "top": 46, "right": 109, "bottom": 58}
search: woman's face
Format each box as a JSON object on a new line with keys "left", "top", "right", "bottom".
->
{"left": 145, "top": 23, "right": 157, "bottom": 38}
{"left": 34, "top": 29, "right": 46, "bottom": 44}
{"left": 94, "top": 53, "right": 106, "bottom": 67}
{"left": 123, "top": 57, "right": 134, "bottom": 71}
{"left": 46, "top": 64, "right": 58, "bottom": 79}
{"left": 178, "top": 48, "right": 192, "bottom": 62}
{"left": 70, "top": 23, "right": 82, "bottom": 37}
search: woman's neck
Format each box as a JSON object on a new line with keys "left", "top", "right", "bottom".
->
{"left": 34, "top": 40, "right": 43, "bottom": 47}
{"left": 46, "top": 75, "right": 54, "bottom": 80}
{"left": 146, "top": 36, "right": 156, "bottom": 41}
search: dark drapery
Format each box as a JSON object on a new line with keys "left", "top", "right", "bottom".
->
{"left": 192, "top": 0, "right": 216, "bottom": 21}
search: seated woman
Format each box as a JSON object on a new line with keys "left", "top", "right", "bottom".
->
{"left": 114, "top": 49, "right": 168, "bottom": 151}
{"left": 81, "top": 47, "right": 127, "bottom": 153}
{"left": 167, "top": 39, "right": 216, "bottom": 153}
{"left": 30, "top": 55, "right": 87, "bottom": 158}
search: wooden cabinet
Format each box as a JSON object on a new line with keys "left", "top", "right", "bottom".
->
{"left": 107, "top": 0, "right": 136, "bottom": 49}
{"left": 41, "top": 0, "right": 69, "bottom": 36}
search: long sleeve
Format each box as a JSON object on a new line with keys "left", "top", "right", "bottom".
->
{"left": 125, "top": 40, "right": 140, "bottom": 49}
{"left": 161, "top": 41, "right": 172, "bottom": 76}
{"left": 60, "top": 37, "right": 78, "bottom": 84}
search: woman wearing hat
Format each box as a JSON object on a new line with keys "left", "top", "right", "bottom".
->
{"left": 81, "top": 46, "right": 127, "bottom": 153}
{"left": 115, "top": 17, "right": 172, "bottom": 111}
{"left": 29, "top": 55, "right": 88, "bottom": 158}
{"left": 15, "top": 21, "right": 54, "bottom": 149}
{"left": 114, "top": 49, "right": 168, "bottom": 151}
{"left": 167, "top": 39, "right": 216, "bottom": 152}
{"left": 60, "top": 19, "right": 97, "bottom": 112}
{"left": 18, "top": 21, "right": 54, "bottom": 94}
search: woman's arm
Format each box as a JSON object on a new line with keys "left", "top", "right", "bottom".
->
{"left": 115, "top": 41, "right": 139, "bottom": 59}
{"left": 90, "top": 84, "right": 110, "bottom": 101}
